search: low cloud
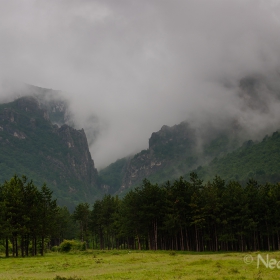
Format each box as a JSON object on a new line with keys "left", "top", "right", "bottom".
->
{"left": 1, "top": 0, "right": 280, "bottom": 168}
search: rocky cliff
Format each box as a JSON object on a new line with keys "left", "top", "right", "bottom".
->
{"left": 99, "top": 121, "right": 240, "bottom": 194}
{"left": 120, "top": 122, "right": 197, "bottom": 190}
{"left": 0, "top": 95, "right": 100, "bottom": 209}
{"left": 99, "top": 122, "right": 200, "bottom": 193}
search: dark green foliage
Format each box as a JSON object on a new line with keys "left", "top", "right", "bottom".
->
{"left": 98, "top": 158, "right": 129, "bottom": 193}
{"left": 0, "top": 174, "right": 66, "bottom": 257}
{"left": 99, "top": 124, "right": 240, "bottom": 195}
{"left": 59, "top": 240, "right": 72, "bottom": 252}
{"left": 59, "top": 240, "right": 85, "bottom": 252}
{"left": 53, "top": 276, "right": 82, "bottom": 280}
{"left": 85, "top": 173, "right": 280, "bottom": 252}
{"left": 149, "top": 123, "right": 196, "bottom": 159}
{"left": 0, "top": 97, "right": 100, "bottom": 208}
{"left": 90, "top": 194, "right": 121, "bottom": 250}
{"left": 196, "top": 130, "right": 280, "bottom": 184}
{"left": 72, "top": 203, "right": 90, "bottom": 245}
{"left": 53, "top": 206, "right": 77, "bottom": 241}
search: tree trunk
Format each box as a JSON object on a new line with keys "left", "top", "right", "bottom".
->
{"left": 195, "top": 225, "right": 199, "bottom": 252}
{"left": 180, "top": 227, "right": 184, "bottom": 251}
{"left": 5, "top": 237, "right": 9, "bottom": 257}
{"left": 32, "top": 237, "right": 35, "bottom": 256}
{"left": 154, "top": 220, "right": 158, "bottom": 251}
{"left": 41, "top": 236, "right": 44, "bottom": 256}
{"left": 35, "top": 237, "right": 37, "bottom": 256}
{"left": 81, "top": 223, "right": 84, "bottom": 242}
{"left": 12, "top": 236, "right": 15, "bottom": 257}
{"left": 15, "top": 236, "right": 18, "bottom": 257}
{"left": 136, "top": 232, "right": 141, "bottom": 250}
{"left": 20, "top": 236, "right": 24, "bottom": 257}
{"left": 25, "top": 235, "right": 29, "bottom": 256}
{"left": 185, "top": 229, "right": 190, "bottom": 251}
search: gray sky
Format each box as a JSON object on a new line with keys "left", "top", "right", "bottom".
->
{"left": 1, "top": 0, "right": 280, "bottom": 168}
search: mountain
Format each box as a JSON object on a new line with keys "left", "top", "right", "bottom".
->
{"left": 99, "top": 122, "right": 241, "bottom": 194}
{"left": 99, "top": 75, "right": 280, "bottom": 194}
{"left": 195, "top": 130, "right": 280, "bottom": 184}
{"left": 0, "top": 95, "right": 101, "bottom": 209}
{"left": 3, "top": 75, "right": 280, "bottom": 204}
{"left": 100, "top": 122, "right": 280, "bottom": 194}
{"left": 1, "top": 82, "right": 72, "bottom": 125}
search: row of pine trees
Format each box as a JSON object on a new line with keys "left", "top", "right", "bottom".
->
{"left": 75, "top": 173, "right": 280, "bottom": 252}
{"left": 0, "top": 175, "right": 76, "bottom": 257}
{"left": 2, "top": 173, "right": 280, "bottom": 256}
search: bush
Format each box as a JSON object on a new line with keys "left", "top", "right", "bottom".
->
{"left": 59, "top": 240, "right": 86, "bottom": 252}
{"left": 54, "top": 276, "right": 82, "bottom": 280}
{"left": 51, "top": 246, "right": 59, "bottom": 252}
{"left": 80, "top": 241, "right": 86, "bottom": 251}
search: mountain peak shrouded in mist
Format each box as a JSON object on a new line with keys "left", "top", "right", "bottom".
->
{"left": 0, "top": 94, "right": 101, "bottom": 209}
{"left": 2, "top": 1, "right": 280, "bottom": 168}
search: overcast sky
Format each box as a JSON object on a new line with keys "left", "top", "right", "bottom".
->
{"left": 1, "top": 0, "right": 280, "bottom": 168}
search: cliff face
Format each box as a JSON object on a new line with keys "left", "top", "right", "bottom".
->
{"left": 100, "top": 121, "right": 240, "bottom": 194}
{"left": 99, "top": 122, "right": 199, "bottom": 194}
{"left": 0, "top": 96, "right": 100, "bottom": 209}
{"left": 55, "top": 124, "right": 98, "bottom": 190}
{"left": 119, "top": 122, "right": 197, "bottom": 191}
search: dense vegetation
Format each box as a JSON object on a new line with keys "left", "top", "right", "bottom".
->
{"left": 0, "top": 175, "right": 76, "bottom": 257}
{"left": 2, "top": 172, "right": 280, "bottom": 258}
{"left": 74, "top": 173, "right": 280, "bottom": 252}
{"left": 99, "top": 127, "right": 240, "bottom": 194}
{"left": 196, "top": 131, "right": 280, "bottom": 184}
{"left": 98, "top": 157, "right": 129, "bottom": 193}
{"left": 0, "top": 97, "right": 100, "bottom": 209}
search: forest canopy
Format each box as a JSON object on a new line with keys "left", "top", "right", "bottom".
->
{"left": 1, "top": 173, "right": 280, "bottom": 257}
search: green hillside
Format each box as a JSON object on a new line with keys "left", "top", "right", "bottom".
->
{"left": 98, "top": 157, "right": 130, "bottom": 193}
{"left": 99, "top": 122, "right": 240, "bottom": 194}
{"left": 0, "top": 96, "right": 101, "bottom": 209}
{"left": 195, "top": 131, "right": 280, "bottom": 184}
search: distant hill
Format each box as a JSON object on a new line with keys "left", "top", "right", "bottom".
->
{"left": 99, "top": 74, "right": 280, "bottom": 194}
{"left": 99, "top": 122, "right": 241, "bottom": 194}
{"left": 3, "top": 76, "right": 280, "bottom": 204}
{"left": 195, "top": 130, "right": 280, "bottom": 184}
{"left": 0, "top": 95, "right": 101, "bottom": 209}
{"left": 100, "top": 124, "right": 280, "bottom": 194}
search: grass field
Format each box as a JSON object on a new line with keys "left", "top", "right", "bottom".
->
{"left": 0, "top": 250, "right": 279, "bottom": 279}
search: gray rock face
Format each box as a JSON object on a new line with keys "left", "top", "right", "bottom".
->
{"left": 0, "top": 95, "right": 100, "bottom": 208}
{"left": 119, "top": 122, "right": 197, "bottom": 191}
{"left": 56, "top": 124, "right": 98, "bottom": 188}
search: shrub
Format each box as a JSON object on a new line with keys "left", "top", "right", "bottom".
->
{"left": 54, "top": 276, "right": 82, "bottom": 280}
{"left": 51, "top": 246, "right": 59, "bottom": 252}
{"left": 59, "top": 240, "right": 86, "bottom": 252}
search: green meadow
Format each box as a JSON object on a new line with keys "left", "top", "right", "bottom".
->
{"left": 0, "top": 250, "right": 279, "bottom": 280}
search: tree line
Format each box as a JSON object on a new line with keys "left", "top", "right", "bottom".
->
{"left": 2, "top": 172, "right": 280, "bottom": 256}
{"left": 74, "top": 173, "right": 280, "bottom": 252}
{"left": 0, "top": 175, "right": 75, "bottom": 257}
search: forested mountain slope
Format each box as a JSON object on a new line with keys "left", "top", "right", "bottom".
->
{"left": 99, "top": 122, "right": 240, "bottom": 194}
{"left": 0, "top": 95, "right": 101, "bottom": 209}
{"left": 195, "top": 130, "right": 280, "bottom": 184}
{"left": 99, "top": 75, "right": 280, "bottom": 194}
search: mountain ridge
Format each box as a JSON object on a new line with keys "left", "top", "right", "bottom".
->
{"left": 0, "top": 95, "right": 101, "bottom": 209}
{"left": 99, "top": 121, "right": 241, "bottom": 194}
{"left": 3, "top": 78, "right": 280, "bottom": 205}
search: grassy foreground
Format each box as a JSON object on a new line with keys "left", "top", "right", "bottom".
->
{"left": 0, "top": 250, "right": 279, "bottom": 279}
